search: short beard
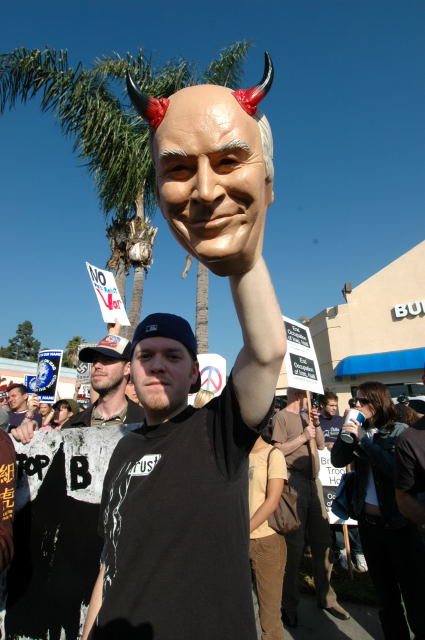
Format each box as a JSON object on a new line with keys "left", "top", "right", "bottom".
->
{"left": 92, "top": 376, "right": 125, "bottom": 398}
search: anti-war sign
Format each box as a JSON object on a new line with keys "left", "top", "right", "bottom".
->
{"left": 283, "top": 316, "right": 324, "bottom": 395}
{"left": 86, "top": 262, "right": 130, "bottom": 326}
{"left": 5, "top": 425, "right": 138, "bottom": 640}
{"left": 36, "top": 349, "right": 63, "bottom": 402}
{"left": 318, "top": 448, "right": 357, "bottom": 525}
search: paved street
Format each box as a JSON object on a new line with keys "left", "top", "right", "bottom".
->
{"left": 254, "top": 592, "right": 386, "bottom": 639}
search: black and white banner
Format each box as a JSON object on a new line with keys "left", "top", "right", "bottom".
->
{"left": 5, "top": 425, "right": 138, "bottom": 640}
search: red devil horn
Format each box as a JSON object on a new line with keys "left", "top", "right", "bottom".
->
{"left": 232, "top": 52, "right": 274, "bottom": 116}
{"left": 126, "top": 72, "right": 170, "bottom": 129}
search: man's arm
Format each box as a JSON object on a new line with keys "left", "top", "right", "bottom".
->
{"left": 230, "top": 257, "right": 285, "bottom": 427}
{"left": 395, "top": 490, "right": 425, "bottom": 525}
{"left": 82, "top": 564, "right": 105, "bottom": 640}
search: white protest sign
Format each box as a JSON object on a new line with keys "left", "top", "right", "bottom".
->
{"left": 188, "top": 353, "right": 226, "bottom": 404}
{"left": 198, "top": 353, "right": 226, "bottom": 396}
{"left": 283, "top": 316, "right": 324, "bottom": 395}
{"left": 86, "top": 262, "right": 130, "bottom": 326}
{"left": 319, "top": 447, "right": 357, "bottom": 525}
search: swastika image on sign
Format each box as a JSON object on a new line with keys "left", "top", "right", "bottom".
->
{"left": 200, "top": 366, "right": 222, "bottom": 393}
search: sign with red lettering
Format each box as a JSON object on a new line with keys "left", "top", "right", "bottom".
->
{"left": 86, "top": 262, "right": 130, "bottom": 326}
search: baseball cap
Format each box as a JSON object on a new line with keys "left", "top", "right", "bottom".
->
{"left": 131, "top": 314, "right": 198, "bottom": 359}
{"left": 131, "top": 313, "right": 201, "bottom": 393}
{"left": 79, "top": 335, "right": 131, "bottom": 363}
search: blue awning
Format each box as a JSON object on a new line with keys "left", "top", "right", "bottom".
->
{"left": 335, "top": 347, "right": 425, "bottom": 376}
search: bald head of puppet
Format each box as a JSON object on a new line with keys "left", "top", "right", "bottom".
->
{"left": 127, "top": 54, "right": 275, "bottom": 276}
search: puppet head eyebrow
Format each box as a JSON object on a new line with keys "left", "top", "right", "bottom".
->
{"left": 158, "top": 148, "right": 189, "bottom": 160}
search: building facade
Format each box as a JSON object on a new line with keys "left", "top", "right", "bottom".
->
{"left": 277, "top": 240, "right": 425, "bottom": 409}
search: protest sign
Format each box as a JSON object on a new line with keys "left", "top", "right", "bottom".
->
{"left": 283, "top": 316, "right": 324, "bottom": 395}
{"left": 198, "top": 353, "right": 226, "bottom": 397}
{"left": 86, "top": 262, "right": 130, "bottom": 326}
{"left": 5, "top": 425, "right": 138, "bottom": 640}
{"left": 35, "top": 350, "right": 63, "bottom": 402}
{"left": 319, "top": 447, "right": 357, "bottom": 525}
{"left": 24, "top": 375, "right": 37, "bottom": 393}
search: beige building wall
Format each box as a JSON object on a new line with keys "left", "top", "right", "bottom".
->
{"left": 277, "top": 241, "right": 425, "bottom": 408}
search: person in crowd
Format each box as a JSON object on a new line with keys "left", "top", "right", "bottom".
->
{"left": 192, "top": 388, "right": 214, "bottom": 408}
{"left": 0, "top": 393, "right": 8, "bottom": 409}
{"left": 40, "top": 399, "right": 80, "bottom": 431}
{"left": 318, "top": 390, "right": 344, "bottom": 447}
{"left": 272, "top": 388, "right": 349, "bottom": 628}
{"left": 249, "top": 434, "right": 286, "bottom": 640}
{"left": 38, "top": 402, "right": 53, "bottom": 427}
{"left": 318, "top": 390, "right": 367, "bottom": 573}
{"left": 124, "top": 380, "right": 142, "bottom": 406}
{"left": 82, "top": 55, "right": 285, "bottom": 640}
{"left": 394, "top": 414, "right": 425, "bottom": 528}
{"left": 10, "top": 334, "right": 144, "bottom": 443}
{"left": 331, "top": 381, "right": 425, "bottom": 640}
{"left": 0, "top": 427, "right": 16, "bottom": 572}
{"left": 7, "top": 384, "right": 42, "bottom": 430}
{"left": 394, "top": 401, "right": 420, "bottom": 425}
{"left": 0, "top": 409, "right": 9, "bottom": 433}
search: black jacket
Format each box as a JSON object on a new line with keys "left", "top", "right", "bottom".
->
{"left": 62, "top": 397, "right": 144, "bottom": 429}
{"left": 331, "top": 421, "right": 408, "bottom": 529}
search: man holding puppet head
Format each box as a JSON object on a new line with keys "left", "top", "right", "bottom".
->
{"left": 83, "top": 53, "right": 286, "bottom": 640}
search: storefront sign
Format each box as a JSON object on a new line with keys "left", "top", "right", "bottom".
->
{"left": 393, "top": 300, "right": 425, "bottom": 318}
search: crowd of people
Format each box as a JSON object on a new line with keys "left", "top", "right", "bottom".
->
{"left": 2, "top": 348, "right": 425, "bottom": 639}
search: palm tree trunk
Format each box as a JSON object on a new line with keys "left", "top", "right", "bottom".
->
{"left": 114, "top": 258, "right": 127, "bottom": 308}
{"left": 196, "top": 261, "right": 209, "bottom": 353}
{"left": 126, "top": 265, "right": 145, "bottom": 340}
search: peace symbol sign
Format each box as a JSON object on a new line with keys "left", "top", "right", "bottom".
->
{"left": 200, "top": 366, "right": 223, "bottom": 392}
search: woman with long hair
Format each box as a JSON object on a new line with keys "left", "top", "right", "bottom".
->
{"left": 331, "top": 381, "right": 425, "bottom": 640}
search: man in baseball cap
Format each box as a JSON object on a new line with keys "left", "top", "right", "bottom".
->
{"left": 11, "top": 334, "right": 144, "bottom": 444}
{"left": 83, "top": 54, "right": 286, "bottom": 640}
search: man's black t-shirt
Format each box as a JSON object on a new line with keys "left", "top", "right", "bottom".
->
{"left": 93, "top": 377, "right": 270, "bottom": 640}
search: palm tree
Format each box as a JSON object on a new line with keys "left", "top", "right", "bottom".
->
{"left": 63, "top": 336, "right": 86, "bottom": 368}
{"left": 0, "top": 47, "right": 190, "bottom": 339}
{"left": 0, "top": 43, "right": 251, "bottom": 342}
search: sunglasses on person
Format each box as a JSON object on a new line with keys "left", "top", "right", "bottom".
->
{"left": 355, "top": 397, "right": 369, "bottom": 406}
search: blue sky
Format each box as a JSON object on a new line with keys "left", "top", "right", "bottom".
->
{"left": 1, "top": 0, "right": 424, "bottom": 367}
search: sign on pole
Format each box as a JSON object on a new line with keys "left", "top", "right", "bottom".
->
{"left": 36, "top": 349, "right": 63, "bottom": 402}
{"left": 283, "top": 316, "right": 324, "bottom": 395}
{"left": 86, "top": 262, "right": 130, "bottom": 326}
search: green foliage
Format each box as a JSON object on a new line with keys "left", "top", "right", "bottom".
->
{"left": 0, "top": 321, "right": 40, "bottom": 362}
{"left": 0, "top": 42, "right": 252, "bottom": 222}
{"left": 63, "top": 335, "right": 86, "bottom": 368}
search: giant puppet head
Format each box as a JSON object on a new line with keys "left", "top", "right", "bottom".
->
{"left": 127, "top": 53, "right": 275, "bottom": 276}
